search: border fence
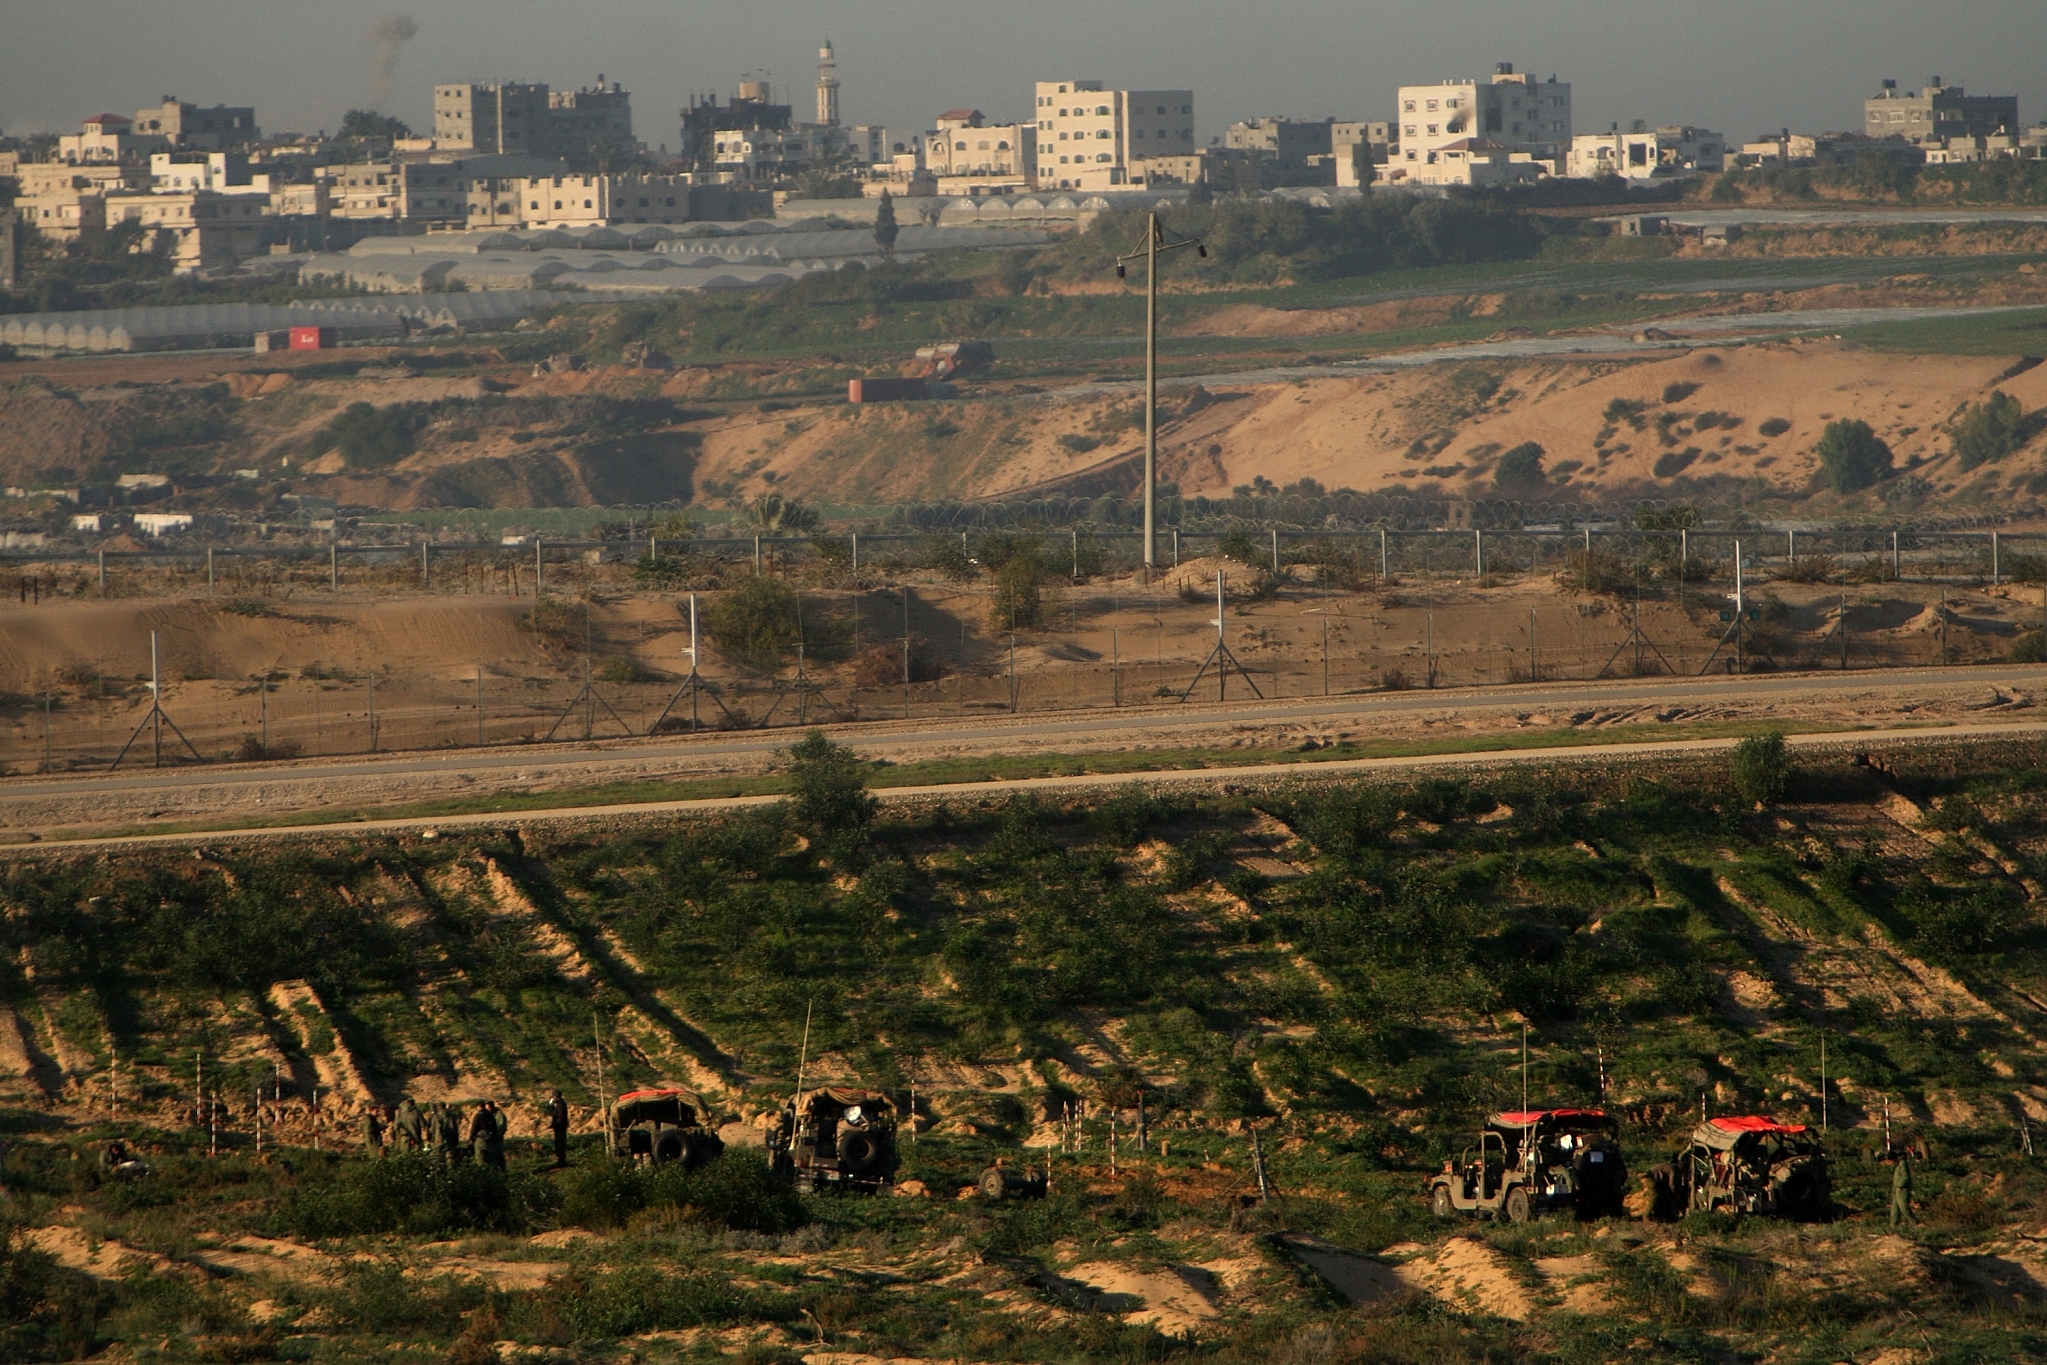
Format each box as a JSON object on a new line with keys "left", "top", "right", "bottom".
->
{"left": 0, "top": 518, "right": 2040, "bottom": 775}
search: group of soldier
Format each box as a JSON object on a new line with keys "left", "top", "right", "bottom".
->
{"left": 360, "top": 1089, "right": 575, "bottom": 1169}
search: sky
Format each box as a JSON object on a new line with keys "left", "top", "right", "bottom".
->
{"left": 4, "top": 1, "right": 2043, "bottom": 152}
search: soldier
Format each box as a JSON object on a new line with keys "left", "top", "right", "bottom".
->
{"left": 438, "top": 1103, "right": 465, "bottom": 1160}
{"left": 362, "top": 1106, "right": 386, "bottom": 1157}
{"left": 394, "top": 1097, "right": 424, "bottom": 1150}
{"left": 473, "top": 1101, "right": 507, "bottom": 1170}
{"left": 1891, "top": 1149, "right": 1915, "bottom": 1226}
{"left": 548, "top": 1090, "right": 571, "bottom": 1168}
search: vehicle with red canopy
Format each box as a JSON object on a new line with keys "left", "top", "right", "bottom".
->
{"left": 770, "top": 1087, "right": 899, "bottom": 1194}
{"left": 1430, "top": 1108, "right": 1627, "bottom": 1222}
{"left": 1652, "top": 1115, "right": 1829, "bottom": 1218}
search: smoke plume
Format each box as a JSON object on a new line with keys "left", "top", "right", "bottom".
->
{"left": 366, "top": 14, "right": 420, "bottom": 108}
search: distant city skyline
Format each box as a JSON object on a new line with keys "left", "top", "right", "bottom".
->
{"left": 4, "top": 0, "right": 2044, "bottom": 153}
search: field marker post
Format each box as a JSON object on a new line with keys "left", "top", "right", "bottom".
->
{"left": 1529, "top": 608, "right": 1538, "bottom": 682}
{"left": 41, "top": 694, "right": 51, "bottom": 772}
{"left": 535, "top": 538, "right": 544, "bottom": 596}
{"left": 1474, "top": 528, "right": 1484, "bottom": 581}
{"left": 1172, "top": 529, "right": 1180, "bottom": 567}
{"left": 1270, "top": 528, "right": 1280, "bottom": 574}
{"left": 1322, "top": 615, "right": 1330, "bottom": 695}
{"left": 420, "top": 541, "right": 429, "bottom": 586}
{"left": 97, "top": 550, "right": 106, "bottom": 592}
{"left": 207, "top": 547, "right": 215, "bottom": 592}
{"left": 1008, "top": 632, "right": 1018, "bottom": 712}
{"left": 330, "top": 542, "right": 338, "bottom": 589}
{"left": 368, "top": 671, "right": 377, "bottom": 753}
{"left": 1379, "top": 527, "right": 1389, "bottom": 580}
{"left": 1787, "top": 528, "right": 1795, "bottom": 563}
{"left": 1993, "top": 531, "right": 2001, "bottom": 585}
{"left": 1892, "top": 530, "right": 1901, "bottom": 580}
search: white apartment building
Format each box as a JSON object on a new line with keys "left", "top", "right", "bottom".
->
{"left": 515, "top": 173, "right": 696, "bottom": 226}
{"left": 103, "top": 189, "right": 273, "bottom": 269}
{"left": 57, "top": 113, "right": 166, "bottom": 165}
{"left": 923, "top": 111, "right": 1036, "bottom": 193}
{"left": 1566, "top": 125, "right": 1726, "bottom": 180}
{"left": 1396, "top": 63, "right": 1569, "bottom": 177}
{"left": 1032, "top": 80, "right": 1194, "bottom": 189}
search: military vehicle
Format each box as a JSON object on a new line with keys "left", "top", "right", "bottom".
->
{"left": 771, "top": 1088, "right": 899, "bottom": 1193}
{"left": 1654, "top": 1115, "right": 1829, "bottom": 1218}
{"left": 608, "top": 1087, "right": 725, "bottom": 1168}
{"left": 1430, "top": 1108, "right": 1628, "bottom": 1222}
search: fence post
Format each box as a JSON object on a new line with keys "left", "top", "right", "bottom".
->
{"left": 1893, "top": 529, "right": 1900, "bottom": 580}
{"left": 852, "top": 531, "right": 860, "bottom": 571}
{"left": 207, "top": 547, "right": 215, "bottom": 592}
{"left": 1474, "top": 528, "right": 1484, "bottom": 581}
{"left": 97, "top": 550, "right": 106, "bottom": 592}
{"left": 1270, "top": 528, "right": 1280, "bottom": 573}
{"left": 1788, "top": 528, "right": 1795, "bottom": 563}
{"left": 420, "top": 541, "right": 430, "bottom": 586}
{"left": 1993, "top": 531, "right": 2001, "bottom": 586}
{"left": 1172, "top": 529, "right": 1180, "bottom": 567}
{"left": 1379, "top": 527, "right": 1389, "bottom": 580}
{"left": 754, "top": 535, "right": 762, "bottom": 574}
{"left": 535, "top": 537, "right": 544, "bottom": 596}
{"left": 330, "top": 542, "right": 338, "bottom": 589}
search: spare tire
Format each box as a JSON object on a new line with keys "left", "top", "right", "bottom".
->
{"left": 652, "top": 1127, "right": 687, "bottom": 1165}
{"left": 839, "top": 1128, "right": 886, "bottom": 1173}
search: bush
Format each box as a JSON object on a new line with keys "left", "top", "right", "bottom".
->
{"left": 556, "top": 1152, "right": 807, "bottom": 1234}
{"left": 1730, "top": 731, "right": 1790, "bottom": 807}
{"left": 1952, "top": 390, "right": 2025, "bottom": 471}
{"left": 1661, "top": 381, "right": 1700, "bottom": 404}
{"left": 1603, "top": 398, "right": 1648, "bottom": 426}
{"left": 706, "top": 576, "right": 802, "bottom": 668}
{"left": 323, "top": 402, "right": 426, "bottom": 469}
{"left": 1758, "top": 417, "right": 1792, "bottom": 437}
{"left": 1056, "top": 433, "right": 1101, "bottom": 454}
{"left": 2011, "top": 630, "right": 2047, "bottom": 663}
{"left": 985, "top": 535, "right": 1049, "bottom": 630}
{"left": 785, "top": 728, "right": 876, "bottom": 847}
{"left": 0, "top": 1225, "right": 108, "bottom": 1361}
{"left": 1493, "top": 441, "right": 1546, "bottom": 490}
{"left": 1816, "top": 419, "right": 1893, "bottom": 493}
{"left": 1216, "top": 528, "right": 1264, "bottom": 566}
{"left": 918, "top": 533, "right": 974, "bottom": 581}
{"left": 278, "top": 1151, "right": 547, "bottom": 1238}
{"left": 1652, "top": 448, "right": 1698, "bottom": 478}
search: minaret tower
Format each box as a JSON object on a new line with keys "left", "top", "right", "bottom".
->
{"left": 816, "top": 40, "right": 840, "bottom": 127}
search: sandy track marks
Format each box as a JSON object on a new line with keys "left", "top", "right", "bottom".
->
{"left": 1057, "top": 1260, "right": 1221, "bottom": 1334}
{"left": 267, "top": 980, "right": 376, "bottom": 1109}
{"left": 0, "top": 1002, "right": 60, "bottom": 1098}
{"left": 1388, "top": 1236, "right": 1535, "bottom": 1321}
{"left": 1274, "top": 1235, "right": 1411, "bottom": 1306}
{"left": 190, "top": 1235, "right": 342, "bottom": 1284}
{"left": 28, "top": 1225, "right": 183, "bottom": 1281}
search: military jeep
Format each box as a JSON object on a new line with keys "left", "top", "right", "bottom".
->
{"left": 1430, "top": 1108, "right": 1627, "bottom": 1223}
{"left": 771, "top": 1088, "right": 899, "bottom": 1194}
{"left": 608, "top": 1087, "right": 725, "bottom": 1168}
{"left": 1653, "top": 1115, "right": 1829, "bottom": 1219}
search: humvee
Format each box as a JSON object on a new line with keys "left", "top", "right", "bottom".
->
{"left": 1654, "top": 1115, "right": 1829, "bottom": 1218}
{"left": 608, "top": 1087, "right": 725, "bottom": 1168}
{"left": 771, "top": 1088, "right": 899, "bottom": 1193}
{"left": 1430, "top": 1108, "right": 1627, "bottom": 1223}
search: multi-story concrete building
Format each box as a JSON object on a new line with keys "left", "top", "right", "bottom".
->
{"left": 103, "top": 189, "right": 272, "bottom": 268}
{"left": 1032, "top": 80, "right": 1193, "bottom": 189}
{"left": 547, "top": 80, "right": 636, "bottom": 164}
{"left": 16, "top": 190, "right": 107, "bottom": 245}
{"left": 1386, "top": 137, "right": 1544, "bottom": 188}
{"left": 1226, "top": 116, "right": 1335, "bottom": 166}
{"left": 1864, "top": 78, "right": 2018, "bottom": 143}
{"left": 923, "top": 111, "right": 1036, "bottom": 193}
{"left": 1334, "top": 120, "right": 1393, "bottom": 187}
{"left": 511, "top": 174, "right": 763, "bottom": 226}
{"left": 434, "top": 82, "right": 554, "bottom": 157}
{"left": 1567, "top": 125, "right": 1726, "bottom": 180}
{"left": 57, "top": 113, "right": 167, "bottom": 165}
{"left": 132, "top": 98, "right": 260, "bottom": 151}
{"left": 1395, "top": 63, "right": 1569, "bottom": 177}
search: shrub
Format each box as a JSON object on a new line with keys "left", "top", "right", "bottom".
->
{"left": 1662, "top": 381, "right": 1700, "bottom": 404}
{"left": 1493, "top": 441, "right": 1546, "bottom": 490}
{"left": 1603, "top": 397, "right": 1648, "bottom": 426}
{"left": 1730, "top": 730, "right": 1790, "bottom": 807}
{"left": 278, "top": 1151, "right": 546, "bottom": 1238}
{"left": 1817, "top": 419, "right": 1893, "bottom": 493}
{"left": 1758, "top": 417, "right": 1792, "bottom": 437}
{"left": 1952, "top": 390, "right": 2025, "bottom": 471}
{"left": 1056, "top": 433, "right": 1101, "bottom": 454}
{"left": 706, "top": 576, "right": 802, "bottom": 668}
{"left": 323, "top": 402, "right": 426, "bottom": 469}
{"left": 2011, "top": 630, "right": 2047, "bottom": 663}
{"left": 784, "top": 728, "right": 876, "bottom": 846}
{"left": 556, "top": 1151, "right": 807, "bottom": 1234}
{"left": 1652, "top": 448, "right": 1698, "bottom": 478}
{"left": 1216, "top": 528, "right": 1264, "bottom": 566}
{"left": 987, "top": 536, "right": 1049, "bottom": 630}
{"left": 918, "top": 533, "right": 974, "bottom": 581}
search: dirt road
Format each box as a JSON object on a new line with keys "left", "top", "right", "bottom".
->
{"left": 2, "top": 661, "right": 2041, "bottom": 844}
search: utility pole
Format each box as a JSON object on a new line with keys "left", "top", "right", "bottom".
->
{"left": 1116, "top": 213, "right": 1206, "bottom": 571}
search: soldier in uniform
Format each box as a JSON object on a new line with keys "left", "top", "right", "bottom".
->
{"left": 393, "top": 1097, "right": 425, "bottom": 1150}
{"left": 548, "top": 1090, "right": 571, "bottom": 1168}
{"left": 473, "top": 1101, "right": 507, "bottom": 1169}
{"left": 1891, "top": 1149, "right": 1915, "bottom": 1226}
{"left": 362, "top": 1106, "right": 386, "bottom": 1156}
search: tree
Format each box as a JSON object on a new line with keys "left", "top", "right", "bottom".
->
{"left": 1816, "top": 419, "right": 1893, "bottom": 493}
{"left": 785, "top": 729, "right": 876, "bottom": 849}
{"left": 1952, "top": 391, "right": 2025, "bottom": 472}
{"left": 873, "top": 189, "right": 900, "bottom": 260}
{"left": 705, "top": 576, "right": 803, "bottom": 668}
{"left": 1493, "top": 441, "right": 1546, "bottom": 491}
{"left": 340, "top": 110, "right": 413, "bottom": 141}
{"left": 748, "top": 493, "right": 821, "bottom": 535}
{"left": 1731, "top": 730, "right": 1791, "bottom": 807}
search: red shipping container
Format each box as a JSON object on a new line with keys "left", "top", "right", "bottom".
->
{"left": 288, "top": 326, "right": 336, "bottom": 350}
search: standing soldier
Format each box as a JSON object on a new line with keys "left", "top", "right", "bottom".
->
{"left": 473, "top": 1101, "right": 507, "bottom": 1170}
{"left": 548, "top": 1090, "right": 571, "bottom": 1168}
{"left": 438, "top": 1103, "right": 464, "bottom": 1161}
{"left": 362, "top": 1106, "right": 386, "bottom": 1157}
{"left": 394, "top": 1097, "right": 424, "bottom": 1150}
{"left": 1891, "top": 1149, "right": 1916, "bottom": 1226}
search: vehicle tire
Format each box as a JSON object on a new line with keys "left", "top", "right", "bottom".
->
{"left": 652, "top": 1127, "right": 687, "bottom": 1165}
{"left": 1431, "top": 1184, "right": 1456, "bottom": 1219}
{"left": 980, "top": 1167, "right": 1011, "bottom": 1200}
{"left": 839, "top": 1129, "right": 885, "bottom": 1173}
{"left": 1504, "top": 1187, "right": 1532, "bottom": 1224}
